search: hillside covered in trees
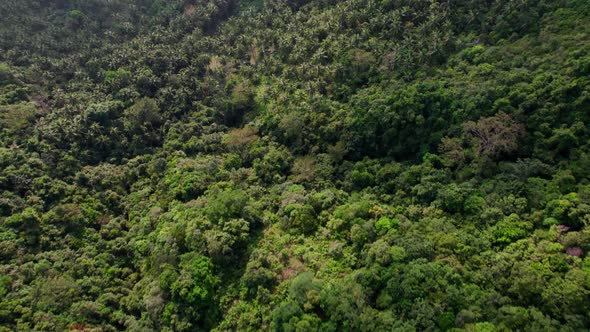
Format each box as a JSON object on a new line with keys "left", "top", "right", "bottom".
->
{"left": 1, "top": 0, "right": 590, "bottom": 331}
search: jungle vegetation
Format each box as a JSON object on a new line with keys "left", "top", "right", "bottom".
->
{"left": 0, "top": 0, "right": 590, "bottom": 331}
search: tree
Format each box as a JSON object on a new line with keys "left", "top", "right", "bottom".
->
{"left": 464, "top": 112, "right": 525, "bottom": 159}
{"left": 253, "top": 143, "right": 293, "bottom": 183}
{"left": 224, "top": 126, "right": 259, "bottom": 161}
{"left": 292, "top": 156, "right": 317, "bottom": 183}
{"left": 164, "top": 253, "right": 220, "bottom": 331}
{"left": 0, "top": 103, "right": 36, "bottom": 136}
{"left": 0, "top": 63, "right": 13, "bottom": 85}
{"left": 283, "top": 203, "right": 318, "bottom": 235}
{"left": 123, "top": 98, "right": 163, "bottom": 153}
{"left": 491, "top": 214, "right": 532, "bottom": 246}
{"left": 438, "top": 137, "right": 465, "bottom": 167}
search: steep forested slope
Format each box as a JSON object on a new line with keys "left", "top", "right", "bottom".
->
{"left": 1, "top": 0, "right": 590, "bottom": 331}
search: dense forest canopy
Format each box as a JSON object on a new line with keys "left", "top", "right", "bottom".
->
{"left": 1, "top": 0, "right": 590, "bottom": 331}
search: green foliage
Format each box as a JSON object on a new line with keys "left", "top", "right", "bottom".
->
{"left": 0, "top": 275, "right": 10, "bottom": 298}
{"left": 205, "top": 187, "right": 249, "bottom": 222}
{"left": 104, "top": 68, "right": 131, "bottom": 91}
{"left": 283, "top": 203, "right": 318, "bottom": 235}
{"left": 171, "top": 253, "right": 218, "bottom": 306}
{"left": 253, "top": 143, "right": 293, "bottom": 183}
{"left": 492, "top": 214, "right": 532, "bottom": 245}
{"left": 464, "top": 195, "right": 486, "bottom": 215}
{"left": 123, "top": 98, "right": 163, "bottom": 153}
{"left": 375, "top": 217, "right": 399, "bottom": 234}
{"left": 0, "top": 102, "right": 36, "bottom": 135}
{"left": 0, "top": 0, "right": 589, "bottom": 331}
{"left": 0, "top": 63, "right": 12, "bottom": 85}
{"left": 438, "top": 183, "right": 467, "bottom": 213}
